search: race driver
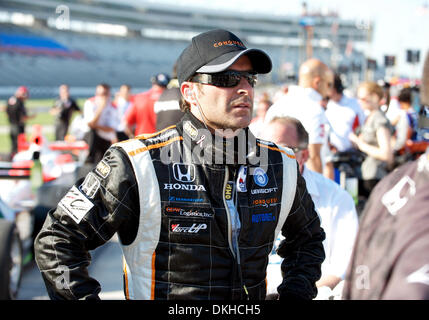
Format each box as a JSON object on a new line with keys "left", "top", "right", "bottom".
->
{"left": 35, "top": 29, "right": 325, "bottom": 300}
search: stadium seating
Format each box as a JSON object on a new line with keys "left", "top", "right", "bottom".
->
{"left": 0, "top": 23, "right": 184, "bottom": 91}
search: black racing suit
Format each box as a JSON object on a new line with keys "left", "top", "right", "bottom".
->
{"left": 35, "top": 111, "right": 325, "bottom": 300}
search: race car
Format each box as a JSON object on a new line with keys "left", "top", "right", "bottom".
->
{"left": 0, "top": 126, "right": 89, "bottom": 299}
{"left": 0, "top": 164, "right": 34, "bottom": 300}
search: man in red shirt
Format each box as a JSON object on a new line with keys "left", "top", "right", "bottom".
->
{"left": 125, "top": 73, "right": 170, "bottom": 136}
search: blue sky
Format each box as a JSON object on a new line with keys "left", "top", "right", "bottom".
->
{"left": 137, "top": 0, "right": 429, "bottom": 78}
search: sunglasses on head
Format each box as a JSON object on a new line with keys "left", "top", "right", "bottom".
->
{"left": 190, "top": 70, "right": 258, "bottom": 88}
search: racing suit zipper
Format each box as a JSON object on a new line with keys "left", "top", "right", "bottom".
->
{"left": 222, "top": 167, "right": 235, "bottom": 258}
{"left": 223, "top": 167, "right": 249, "bottom": 300}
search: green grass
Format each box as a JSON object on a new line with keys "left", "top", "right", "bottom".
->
{"left": 1, "top": 98, "right": 54, "bottom": 126}
{"left": 0, "top": 98, "right": 87, "bottom": 126}
{"left": 0, "top": 98, "right": 85, "bottom": 154}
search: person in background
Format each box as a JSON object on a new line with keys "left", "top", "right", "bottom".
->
{"left": 263, "top": 116, "right": 358, "bottom": 300}
{"left": 325, "top": 74, "right": 364, "bottom": 153}
{"left": 114, "top": 84, "right": 133, "bottom": 141}
{"left": 125, "top": 73, "right": 169, "bottom": 136}
{"left": 349, "top": 81, "right": 394, "bottom": 198}
{"left": 397, "top": 87, "right": 419, "bottom": 141}
{"left": 265, "top": 58, "right": 333, "bottom": 175}
{"left": 82, "top": 83, "right": 118, "bottom": 165}
{"left": 153, "top": 64, "right": 184, "bottom": 131}
{"left": 51, "top": 84, "right": 81, "bottom": 141}
{"left": 248, "top": 92, "right": 272, "bottom": 137}
{"left": 6, "top": 86, "right": 33, "bottom": 159}
{"left": 342, "top": 50, "right": 429, "bottom": 300}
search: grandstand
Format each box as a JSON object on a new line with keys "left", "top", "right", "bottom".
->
{"left": 0, "top": 0, "right": 370, "bottom": 98}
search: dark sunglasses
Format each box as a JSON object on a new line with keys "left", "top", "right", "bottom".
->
{"left": 190, "top": 70, "right": 258, "bottom": 88}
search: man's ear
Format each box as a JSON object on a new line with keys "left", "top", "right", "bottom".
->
{"left": 313, "top": 76, "right": 322, "bottom": 91}
{"left": 180, "top": 82, "right": 196, "bottom": 105}
{"left": 301, "top": 149, "right": 310, "bottom": 164}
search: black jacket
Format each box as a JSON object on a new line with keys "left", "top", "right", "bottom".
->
{"left": 35, "top": 112, "right": 325, "bottom": 300}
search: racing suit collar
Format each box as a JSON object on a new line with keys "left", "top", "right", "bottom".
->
{"left": 177, "top": 111, "right": 259, "bottom": 166}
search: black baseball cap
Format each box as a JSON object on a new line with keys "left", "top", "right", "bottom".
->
{"left": 177, "top": 29, "right": 272, "bottom": 85}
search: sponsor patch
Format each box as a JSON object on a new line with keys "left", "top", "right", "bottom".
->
{"left": 224, "top": 182, "right": 233, "bottom": 200}
{"left": 79, "top": 173, "right": 100, "bottom": 199}
{"left": 165, "top": 206, "right": 214, "bottom": 218}
{"left": 252, "top": 197, "right": 279, "bottom": 207}
{"left": 95, "top": 160, "right": 111, "bottom": 179}
{"left": 164, "top": 183, "right": 206, "bottom": 191}
{"left": 183, "top": 121, "right": 198, "bottom": 140}
{"left": 168, "top": 196, "right": 204, "bottom": 203}
{"left": 173, "top": 163, "right": 196, "bottom": 183}
{"left": 237, "top": 166, "right": 247, "bottom": 192}
{"left": 251, "top": 187, "right": 278, "bottom": 195}
{"left": 170, "top": 222, "right": 207, "bottom": 234}
{"left": 251, "top": 213, "right": 276, "bottom": 223}
{"left": 253, "top": 167, "right": 268, "bottom": 187}
{"left": 59, "top": 186, "right": 94, "bottom": 224}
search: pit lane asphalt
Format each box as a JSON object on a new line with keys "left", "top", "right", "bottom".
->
{"left": 17, "top": 234, "right": 124, "bottom": 300}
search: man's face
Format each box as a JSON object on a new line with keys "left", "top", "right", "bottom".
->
{"left": 184, "top": 55, "right": 255, "bottom": 131}
{"left": 319, "top": 70, "right": 334, "bottom": 99}
{"left": 59, "top": 85, "right": 69, "bottom": 99}
{"left": 95, "top": 85, "right": 110, "bottom": 98}
{"left": 262, "top": 120, "right": 308, "bottom": 174}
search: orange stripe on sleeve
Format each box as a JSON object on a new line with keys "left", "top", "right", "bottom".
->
{"left": 128, "top": 136, "right": 183, "bottom": 156}
{"left": 151, "top": 251, "right": 156, "bottom": 300}
{"left": 123, "top": 257, "right": 130, "bottom": 300}
{"left": 135, "top": 125, "right": 177, "bottom": 140}
{"left": 258, "top": 143, "right": 296, "bottom": 159}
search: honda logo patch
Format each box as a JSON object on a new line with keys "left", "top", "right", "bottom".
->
{"left": 173, "top": 163, "right": 195, "bottom": 183}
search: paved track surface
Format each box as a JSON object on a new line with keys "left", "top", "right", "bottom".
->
{"left": 17, "top": 235, "right": 124, "bottom": 300}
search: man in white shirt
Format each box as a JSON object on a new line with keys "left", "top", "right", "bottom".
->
{"left": 264, "top": 59, "right": 333, "bottom": 174}
{"left": 262, "top": 116, "right": 359, "bottom": 299}
{"left": 114, "top": 84, "right": 133, "bottom": 141}
{"left": 82, "top": 83, "right": 118, "bottom": 164}
{"left": 326, "top": 74, "right": 365, "bottom": 152}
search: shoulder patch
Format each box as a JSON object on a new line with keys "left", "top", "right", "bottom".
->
{"left": 183, "top": 121, "right": 198, "bottom": 140}
{"left": 79, "top": 173, "right": 101, "bottom": 198}
{"left": 59, "top": 186, "right": 94, "bottom": 224}
{"left": 95, "top": 160, "right": 111, "bottom": 179}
